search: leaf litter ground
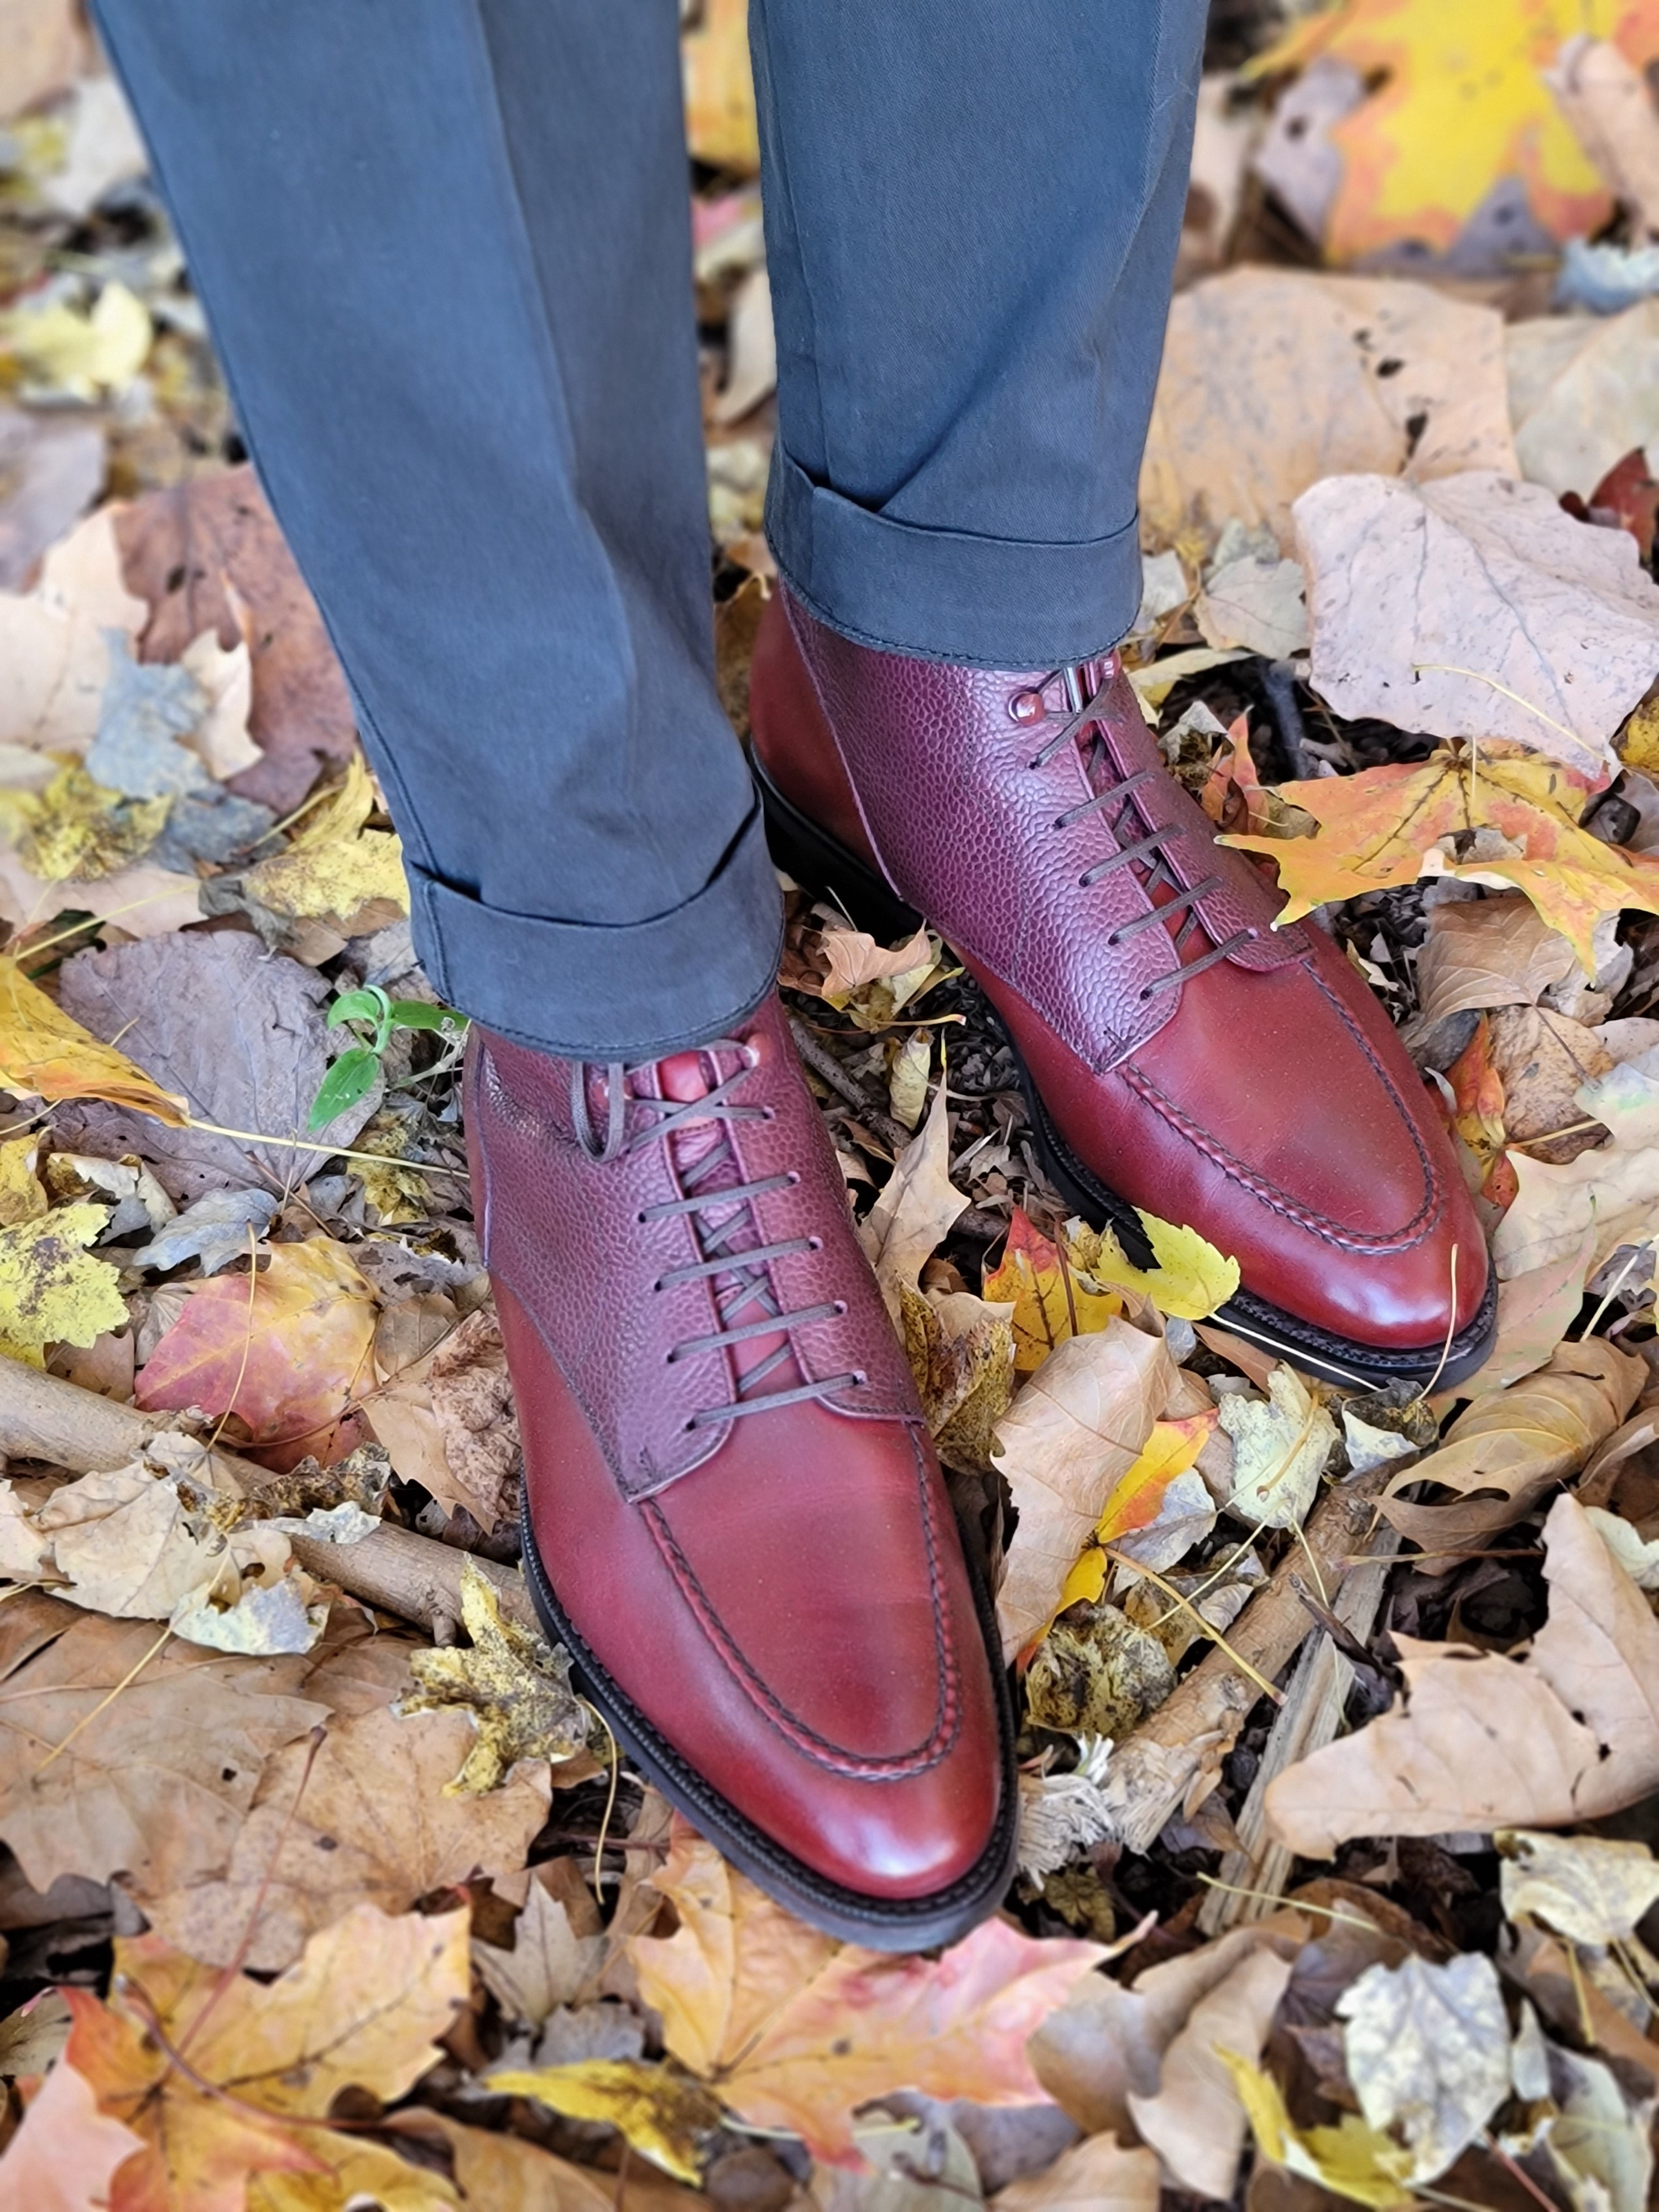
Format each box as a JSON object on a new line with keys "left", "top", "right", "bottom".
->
{"left": 6, "top": 2, "right": 1659, "bottom": 2208}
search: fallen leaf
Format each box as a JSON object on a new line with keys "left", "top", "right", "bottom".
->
{"left": 0, "top": 2053, "right": 144, "bottom": 2211}
{"left": 1218, "top": 1364, "right": 1338, "bottom": 1532}
{"left": 1547, "top": 35, "right": 1659, "bottom": 234}
{"left": 136, "top": 1236, "right": 375, "bottom": 1472}
{"left": 1128, "top": 1947, "right": 1294, "bottom": 2201}
{"left": 1546, "top": 2043, "right": 1655, "bottom": 2212}
{"left": 1509, "top": 299, "right": 1659, "bottom": 500}
{"left": 487, "top": 2058, "right": 724, "bottom": 2184}
{"left": 991, "top": 1318, "right": 1175, "bottom": 1660}
{"left": 1225, "top": 2051, "right": 1413, "bottom": 2209}
{"left": 1255, "top": 0, "right": 1653, "bottom": 263}
{"left": 1194, "top": 551, "right": 1309, "bottom": 659}
{"left": 84, "top": 629, "right": 212, "bottom": 800}
{"left": 179, "top": 625, "right": 260, "bottom": 781}
{"left": 427, "top": 2116, "right": 655, "bottom": 2212}
{"left": 888, "top": 1028, "right": 932, "bottom": 1131}
{"left": 1265, "top": 1495, "right": 1659, "bottom": 1851}
{"left": 681, "top": 0, "right": 759, "bottom": 171}
{"left": 399, "top": 1557, "right": 587, "bottom": 1793}
{"left": 1494, "top": 1056, "right": 1659, "bottom": 1280}
{"left": 0, "top": 954, "right": 186, "bottom": 1125}
{"left": 0, "top": 1201, "right": 125, "bottom": 1368}
{"left": 237, "top": 755, "right": 409, "bottom": 935}
{"left": 990, "top": 2131, "right": 1160, "bottom": 2212}
{"left": 0, "top": 0, "right": 85, "bottom": 126}
{"left": 817, "top": 921, "right": 934, "bottom": 1002}
{"left": 66, "top": 1903, "right": 467, "bottom": 2210}
{"left": 140, "top": 1187, "right": 280, "bottom": 1277}
{"left": 0, "top": 1597, "right": 325, "bottom": 1896}
{"left": 474, "top": 1873, "right": 607, "bottom": 2032}
{"left": 1223, "top": 744, "right": 1659, "bottom": 973}
{"left": 53, "top": 928, "right": 381, "bottom": 1201}
{"left": 1411, "top": 896, "right": 1581, "bottom": 1034}
{"left": 983, "top": 1209, "right": 1121, "bottom": 1375}
{"left": 1068, "top": 1212, "right": 1240, "bottom": 1324}
{"left": 426, "top": 1308, "right": 520, "bottom": 1529}
{"left": 143, "top": 1628, "right": 549, "bottom": 1972}
{"left": 0, "top": 1131, "right": 44, "bottom": 1228}
{"left": 1140, "top": 271, "right": 1516, "bottom": 550}
{"left": 2, "top": 281, "right": 150, "bottom": 400}
{"left": 1378, "top": 1336, "right": 1642, "bottom": 1555}
{"left": 1498, "top": 1829, "right": 1659, "bottom": 1948}
{"left": 3, "top": 757, "right": 171, "bottom": 883}
{"left": 858, "top": 1077, "right": 969, "bottom": 1317}
{"left": 115, "top": 467, "right": 357, "bottom": 815}
{"left": 1295, "top": 471, "right": 1659, "bottom": 779}
{"left": 1028, "top": 1914, "right": 1307, "bottom": 2140}
{"left": 629, "top": 1827, "right": 1104, "bottom": 2164}
{"left": 898, "top": 1285, "right": 1015, "bottom": 1478}
{"left": 1338, "top": 1954, "right": 1510, "bottom": 2185}
{"left": 1025, "top": 1601, "right": 1175, "bottom": 1739}
{"left": 1060, "top": 1414, "right": 1219, "bottom": 1602}
{"left": 1485, "top": 1004, "right": 1613, "bottom": 1161}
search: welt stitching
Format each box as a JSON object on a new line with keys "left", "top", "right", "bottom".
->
{"left": 1121, "top": 971, "right": 1443, "bottom": 1250}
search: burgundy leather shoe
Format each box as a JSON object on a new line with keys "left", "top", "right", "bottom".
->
{"left": 465, "top": 993, "right": 1015, "bottom": 1945}
{"left": 750, "top": 587, "right": 1495, "bottom": 1390}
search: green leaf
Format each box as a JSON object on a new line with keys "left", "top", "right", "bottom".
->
{"left": 388, "top": 999, "right": 465, "bottom": 1033}
{"left": 327, "top": 987, "right": 388, "bottom": 1032}
{"left": 308, "top": 1045, "right": 380, "bottom": 1131}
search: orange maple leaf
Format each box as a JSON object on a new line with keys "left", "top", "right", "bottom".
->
{"left": 983, "top": 1207, "right": 1120, "bottom": 1374}
{"left": 629, "top": 1827, "right": 1105, "bottom": 2165}
{"left": 135, "top": 1236, "right": 376, "bottom": 1471}
{"left": 1219, "top": 743, "right": 1659, "bottom": 971}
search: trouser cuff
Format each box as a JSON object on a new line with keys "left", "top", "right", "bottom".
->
{"left": 765, "top": 442, "right": 1144, "bottom": 669}
{"left": 408, "top": 799, "right": 784, "bottom": 1062}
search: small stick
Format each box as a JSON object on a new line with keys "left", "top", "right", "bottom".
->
{"left": 785, "top": 1015, "right": 912, "bottom": 1154}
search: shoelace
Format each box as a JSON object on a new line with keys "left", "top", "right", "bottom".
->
{"left": 570, "top": 1042, "right": 863, "bottom": 1432}
{"left": 1028, "top": 664, "right": 1253, "bottom": 1001}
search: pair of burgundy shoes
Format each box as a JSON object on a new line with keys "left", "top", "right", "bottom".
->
{"left": 465, "top": 589, "right": 1493, "bottom": 1945}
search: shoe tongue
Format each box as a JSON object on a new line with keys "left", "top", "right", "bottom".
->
{"left": 657, "top": 1051, "right": 715, "bottom": 1105}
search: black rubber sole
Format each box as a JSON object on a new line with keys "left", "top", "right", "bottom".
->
{"left": 755, "top": 760, "right": 1499, "bottom": 1393}
{"left": 519, "top": 1490, "right": 1021, "bottom": 1952}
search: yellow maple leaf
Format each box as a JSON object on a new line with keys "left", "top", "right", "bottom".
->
{"left": 628, "top": 1827, "right": 1105, "bottom": 2165}
{"left": 1220, "top": 744, "right": 1659, "bottom": 972}
{"left": 682, "top": 0, "right": 760, "bottom": 173}
{"left": 1255, "top": 0, "right": 1659, "bottom": 263}
{"left": 0, "top": 1201, "right": 127, "bottom": 1368}
{"left": 0, "top": 956, "right": 189, "bottom": 1124}
{"left": 485, "top": 2059, "right": 724, "bottom": 2184}
{"left": 6, "top": 760, "right": 171, "bottom": 883}
{"left": 1222, "top": 2048, "right": 1413, "bottom": 2209}
{"left": 1069, "top": 1211, "right": 1241, "bottom": 1322}
{"left": 0, "top": 1133, "right": 46, "bottom": 1227}
{"left": 983, "top": 1206, "right": 1121, "bottom": 1373}
{"left": 242, "top": 755, "right": 409, "bottom": 932}
{"left": 1, "top": 280, "right": 153, "bottom": 398}
{"left": 61, "top": 1905, "right": 467, "bottom": 2211}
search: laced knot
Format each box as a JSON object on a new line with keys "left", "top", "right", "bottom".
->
{"left": 570, "top": 1042, "right": 863, "bottom": 1433}
{"left": 1025, "top": 663, "right": 1252, "bottom": 1001}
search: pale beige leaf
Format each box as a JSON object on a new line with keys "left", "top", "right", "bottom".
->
{"left": 0, "top": 2055, "right": 142, "bottom": 2211}
{"left": 991, "top": 1318, "right": 1174, "bottom": 1660}
{"left": 1337, "top": 1954, "right": 1510, "bottom": 2185}
{"left": 1295, "top": 470, "right": 1659, "bottom": 778}
{"left": 1264, "top": 1496, "right": 1659, "bottom": 1853}
{"left": 1486, "top": 1004, "right": 1613, "bottom": 1160}
{"left": 1508, "top": 299, "right": 1659, "bottom": 498}
{"left": 1448, "top": 1229, "right": 1596, "bottom": 1404}
{"left": 1141, "top": 270, "right": 1516, "bottom": 551}
{"left": 1127, "top": 1948, "right": 1295, "bottom": 2201}
{"left": 474, "top": 1874, "right": 608, "bottom": 2030}
{"left": 1495, "top": 1059, "right": 1659, "bottom": 1281}
{"left": 991, "top": 2131, "right": 1160, "bottom": 2212}
{"left": 1218, "top": 1364, "right": 1337, "bottom": 1532}
{"left": 1547, "top": 38, "right": 1659, "bottom": 237}
{"left": 1412, "top": 896, "right": 1579, "bottom": 1032}
{"left": 1499, "top": 1829, "right": 1659, "bottom": 1947}
{"left": 858, "top": 1076, "right": 968, "bottom": 1317}
{"left": 1194, "top": 553, "right": 1308, "bottom": 659}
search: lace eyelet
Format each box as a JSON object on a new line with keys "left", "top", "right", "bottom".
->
{"left": 1106, "top": 931, "right": 1122, "bottom": 947}
{"left": 807, "top": 1235, "right": 823, "bottom": 1252}
{"left": 763, "top": 1106, "right": 776, "bottom": 1121}
{"left": 1138, "top": 985, "right": 1154, "bottom": 1001}
{"left": 833, "top": 1300, "right": 848, "bottom": 1317}
{"left": 786, "top": 1171, "right": 801, "bottom": 1186}
{"left": 649, "top": 1278, "right": 664, "bottom": 1294}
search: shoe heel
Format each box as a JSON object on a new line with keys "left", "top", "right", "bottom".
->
{"left": 753, "top": 757, "right": 924, "bottom": 943}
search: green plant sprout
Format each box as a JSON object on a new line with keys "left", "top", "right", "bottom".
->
{"left": 308, "top": 984, "right": 468, "bottom": 1130}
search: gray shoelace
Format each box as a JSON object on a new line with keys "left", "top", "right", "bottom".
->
{"left": 571, "top": 1042, "right": 863, "bottom": 1431}
{"left": 1028, "top": 664, "right": 1254, "bottom": 1000}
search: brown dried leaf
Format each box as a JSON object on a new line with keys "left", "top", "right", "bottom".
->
{"left": 992, "top": 2131, "right": 1161, "bottom": 2212}
{"left": 1411, "top": 896, "right": 1580, "bottom": 1033}
{"left": 0, "top": 1597, "right": 326, "bottom": 1895}
{"left": 858, "top": 1077, "right": 968, "bottom": 1318}
{"left": 1379, "top": 1335, "right": 1642, "bottom": 1554}
{"left": 992, "top": 1318, "right": 1174, "bottom": 1661}
{"left": 427, "top": 1307, "right": 520, "bottom": 1528}
{"left": 1485, "top": 1004, "right": 1613, "bottom": 1161}
{"left": 142, "top": 1627, "right": 549, "bottom": 1970}
{"left": 1265, "top": 1495, "right": 1659, "bottom": 1853}
{"left": 1128, "top": 1947, "right": 1295, "bottom": 2201}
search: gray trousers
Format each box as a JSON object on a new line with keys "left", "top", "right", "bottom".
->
{"left": 92, "top": 0, "right": 1207, "bottom": 1060}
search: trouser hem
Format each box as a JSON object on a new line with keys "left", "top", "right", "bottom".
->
{"left": 408, "top": 800, "right": 784, "bottom": 1063}
{"left": 764, "top": 441, "right": 1145, "bottom": 669}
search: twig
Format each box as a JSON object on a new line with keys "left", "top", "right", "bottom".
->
{"left": 785, "top": 1015, "right": 912, "bottom": 1154}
